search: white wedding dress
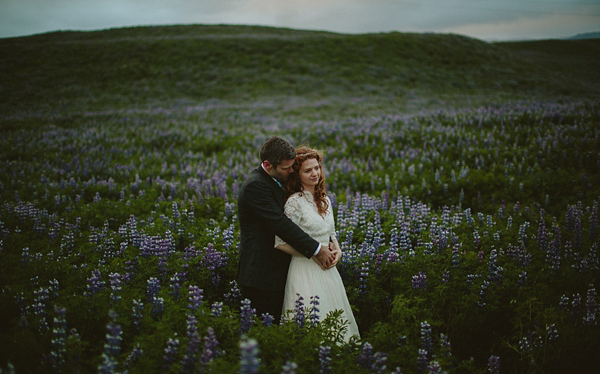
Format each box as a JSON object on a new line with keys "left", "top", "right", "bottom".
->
{"left": 275, "top": 191, "right": 360, "bottom": 342}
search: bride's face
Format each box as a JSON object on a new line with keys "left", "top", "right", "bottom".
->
{"left": 298, "top": 157, "right": 321, "bottom": 190}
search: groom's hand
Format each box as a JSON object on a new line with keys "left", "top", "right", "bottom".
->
{"left": 314, "top": 244, "right": 334, "bottom": 269}
{"left": 312, "top": 256, "right": 328, "bottom": 270}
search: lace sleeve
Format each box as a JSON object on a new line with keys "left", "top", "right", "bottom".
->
{"left": 274, "top": 194, "right": 303, "bottom": 247}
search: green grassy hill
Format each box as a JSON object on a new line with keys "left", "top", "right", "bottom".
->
{"left": 1, "top": 25, "right": 599, "bottom": 117}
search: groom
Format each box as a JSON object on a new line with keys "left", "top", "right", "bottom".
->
{"left": 237, "top": 136, "right": 334, "bottom": 323}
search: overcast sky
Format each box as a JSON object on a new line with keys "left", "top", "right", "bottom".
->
{"left": 1, "top": 0, "right": 599, "bottom": 41}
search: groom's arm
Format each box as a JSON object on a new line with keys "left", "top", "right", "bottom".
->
{"left": 243, "top": 180, "right": 319, "bottom": 259}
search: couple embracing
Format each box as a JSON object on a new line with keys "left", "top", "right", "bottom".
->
{"left": 237, "top": 136, "right": 360, "bottom": 341}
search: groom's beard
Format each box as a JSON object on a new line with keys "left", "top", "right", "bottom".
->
{"left": 272, "top": 170, "right": 289, "bottom": 183}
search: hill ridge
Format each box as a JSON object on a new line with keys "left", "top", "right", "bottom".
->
{"left": 1, "top": 25, "right": 598, "bottom": 118}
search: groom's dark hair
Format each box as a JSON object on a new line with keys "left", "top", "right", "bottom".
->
{"left": 260, "top": 136, "right": 296, "bottom": 168}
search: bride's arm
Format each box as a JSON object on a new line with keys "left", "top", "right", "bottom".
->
{"left": 275, "top": 243, "right": 304, "bottom": 257}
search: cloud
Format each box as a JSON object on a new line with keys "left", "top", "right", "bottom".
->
{"left": 0, "top": 0, "right": 598, "bottom": 40}
{"left": 441, "top": 12, "right": 600, "bottom": 41}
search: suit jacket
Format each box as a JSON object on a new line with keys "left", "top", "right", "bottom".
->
{"left": 237, "top": 166, "right": 319, "bottom": 292}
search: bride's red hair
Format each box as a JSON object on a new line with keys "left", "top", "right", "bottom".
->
{"left": 285, "top": 146, "right": 329, "bottom": 216}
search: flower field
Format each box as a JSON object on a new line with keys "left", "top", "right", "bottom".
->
{"left": 0, "top": 99, "right": 599, "bottom": 373}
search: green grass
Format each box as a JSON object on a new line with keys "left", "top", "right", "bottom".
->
{"left": 1, "top": 25, "right": 598, "bottom": 119}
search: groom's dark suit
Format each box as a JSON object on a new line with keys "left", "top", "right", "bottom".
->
{"left": 238, "top": 166, "right": 319, "bottom": 321}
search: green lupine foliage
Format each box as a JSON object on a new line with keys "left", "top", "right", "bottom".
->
{"left": 1, "top": 25, "right": 599, "bottom": 373}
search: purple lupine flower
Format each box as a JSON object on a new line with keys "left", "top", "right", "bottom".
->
{"left": 452, "top": 246, "right": 460, "bottom": 268}
{"left": 261, "top": 313, "right": 274, "bottom": 327}
{"left": 427, "top": 361, "right": 442, "bottom": 373}
{"left": 183, "top": 245, "right": 199, "bottom": 262}
{"left": 98, "top": 353, "right": 117, "bottom": 374}
{"left": 558, "top": 294, "right": 570, "bottom": 310}
{"left": 478, "top": 280, "right": 490, "bottom": 307}
{"left": 359, "top": 263, "right": 369, "bottom": 295}
{"left": 109, "top": 273, "right": 121, "bottom": 305}
{"left": 146, "top": 277, "right": 160, "bottom": 303}
{"left": 239, "top": 337, "right": 260, "bottom": 374}
{"left": 584, "top": 284, "right": 597, "bottom": 326}
{"left": 571, "top": 293, "right": 582, "bottom": 318}
{"left": 223, "top": 223, "right": 235, "bottom": 250}
{"left": 488, "top": 355, "right": 500, "bottom": 374}
{"left": 357, "top": 342, "right": 373, "bottom": 368}
{"left": 488, "top": 249, "right": 503, "bottom": 284}
{"left": 152, "top": 296, "right": 164, "bottom": 318}
{"left": 519, "top": 222, "right": 530, "bottom": 245}
{"left": 33, "top": 287, "right": 50, "bottom": 332}
{"left": 51, "top": 305, "right": 67, "bottom": 371}
{"left": 518, "top": 336, "right": 532, "bottom": 354}
{"left": 157, "top": 239, "right": 170, "bottom": 279}
{"left": 345, "top": 229, "right": 354, "bottom": 250}
{"left": 538, "top": 209, "right": 547, "bottom": 252}
{"left": 224, "top": 202, "right": 235, "bottom": 218}
{"left": 240, "top": 299, "right": 255, "bottom": 334}
{"left": 473, "top": 230, "right": 481, "bottom": 247}
{"left": 168, "top": 276, "right": 180, "bottom": 300}
{"left": 98, "top": 310, "right": 121, "bottom": 374}
{"left": 518, "top": 271, "right": 527, "bottom": 286}
{"left": 212, "top": 302, "right": 223, "bottom": 318}
{"left": 224, "top": 280, "right": 241, "bottom": 305}
{"left": 442, "top": 271, "right": 450, "bottom": 283}
{"left": 574, "top": 214, "right": 582, "bottom": 250}
{"left": 182, "top": 314, "right": 201, "bottom": 374}
{"left": 372, "top": 352, "right": 388, "bottom": 373}
{"left": 172, "top": 201, "right": 180, "bottom": 219}
{"left": 199, "top": 243, "right": 229, "bottom": 288}
{"left": 84, "top": 269, "right": 106, "bottom": 297}
{"left": 589, "top": 243, "right": 599, "bottom": 270}
{"left": 374, "top": 253, "right": 384, "bottom": 275}
{"left": 564, "top": 240, "right": 573, "bottom": 259}
{"left": 15, "top": 292, "right": 27, "bottom": 319}
{"left": 22, "top": 247, "right": 31, "bottom": 265}
{"left": 199, "top": 327, "right": 220, "bottom": 368}
{"left": 123, "top": 258, "right": 138, "bottom": 285}
{"left": 162, "top": 337, "right": 180, "bottom": 371}
{"left": 477, "top": 250, "right": 485, "bottom": 263}
{"left": 412, "top": 272, "right": 427, "bottom": 290}
{"left": 420, "top": 322, "right": 433, "bottom": 358}
{"left": 319, "top": 345, "right": 331, "bottom": 374}
{"left": 309, "top": 295, "right": 320, "bottom": 327}
{"left": 282, "top": 361, "right": 298, "bottom": 374}
{"left": 439, "top": 333, "right": 451, "bottom": 357}
{"left": 547, "top": 324, "right": 559, "bottom": 341}
{"left": 123, "top": 344, "right": 143, "bottom": 370}
{"left": 546, "top": 237, "right": 561, "bottom": 274}
{"left": 294, "top": 294, "right": 305, "bottom": 328}
{"left": 187, "top": 285, "right": 204, "bottom": 312}
{"left": 132, "top": 298, "right": 144, "bottom": 331}
{"left": 417, "top": 348, "right": 429, "bottom": 373}
{"left": 590, "top": 201, "right": 598, "bottom": 240}
{"left": 104, "top": 310, "right": 122, "bottom": 357}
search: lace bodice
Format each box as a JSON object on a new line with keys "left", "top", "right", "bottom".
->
{"left": 275, "top": 192, "right": 336, "bottom": 248}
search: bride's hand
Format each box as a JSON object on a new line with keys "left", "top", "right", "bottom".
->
{"left": 330, "top": 247, "right": 342, "bottom": 267}
{"left": 326, "top": 242, "right": 341, "bottom": 269}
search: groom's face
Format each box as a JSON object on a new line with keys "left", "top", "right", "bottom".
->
{"left": 269, "top": 159, "right": 295, "bottom": 182}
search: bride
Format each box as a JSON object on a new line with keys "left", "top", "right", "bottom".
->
{"left": 275, "top": 146, "right": 360, "bottom": 342}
